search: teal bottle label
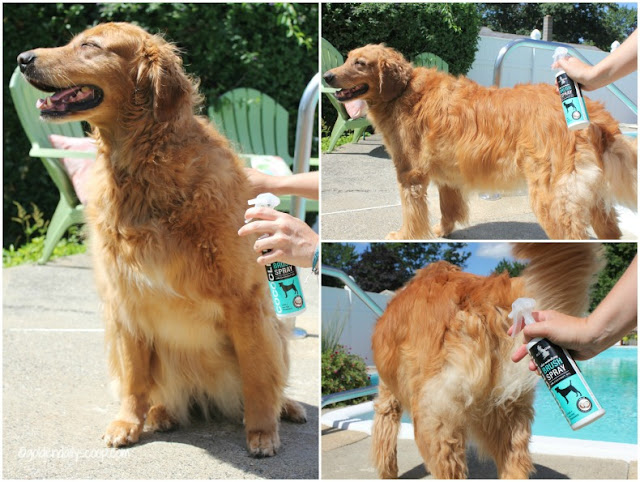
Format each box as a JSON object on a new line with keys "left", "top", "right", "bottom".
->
{"left": 556, "top": 72, "right": 590, "bottom": 128}
{"left": 265, "top": 261, "right": 305, "bottom": 316}
{"left": 530, "top": 338, "right": 602, "bottom": 427}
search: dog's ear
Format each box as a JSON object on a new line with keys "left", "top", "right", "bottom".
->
{"left": 136, "top": 35, "right": 192, "bottom": 122}
{"left": 378, "top": 52, "right": 411, "bottom": 102}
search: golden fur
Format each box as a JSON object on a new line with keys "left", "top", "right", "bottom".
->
{"left": 20, "top": 22, "right": 306, "bottom": 456}
{"left": 371, "top": 243, "right": 603, "bottom": 478}
{"left": 324, "top": 44, "right": 637, "bottom": 240}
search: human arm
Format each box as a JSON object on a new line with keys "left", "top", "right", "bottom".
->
{"left": 237, "top": 206, "right": 318, "bottom": 267}
{"left": 551, "top": 29, "right": 637, "bottom": 91}
{"left": 244, "top": 168, "right": 319, "bottom": 200}
{"left": 512, "top": 256, "right": 637, "bottom": 369}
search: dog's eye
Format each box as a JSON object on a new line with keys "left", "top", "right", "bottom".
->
{"left": 81, "top": 42, "right": 100, "bottom": 49}
{"left": 354, "top": 59, "right": 366, "bottom": 67}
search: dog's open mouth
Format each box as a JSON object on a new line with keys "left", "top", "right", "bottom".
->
{"left": 334, "top": 84, "right": 369, "bottom": 102}
{"left": 34, "top": 84, "right": 104, "bottom": 117}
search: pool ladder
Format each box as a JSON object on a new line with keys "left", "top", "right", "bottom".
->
{"left": 321, "top": 265, "right": 383, "bottom": 408}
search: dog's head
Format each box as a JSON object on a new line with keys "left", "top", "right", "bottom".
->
{"left": 322, "top": 44, "right": 412, "bottom": 104}
{"left": 17, "top": 22, "right": 196, "bottom": 126}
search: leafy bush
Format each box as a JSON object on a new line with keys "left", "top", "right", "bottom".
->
{"left": 2, "top": 202, "right": 86, "bottom": 267}
{"left": 321, "top": 3, "right": 481, "bottom": 128}
{"left": 3, "top": 3, "right": 318, "bottom": 249}
{"left": 322, "top": 344, "right": 371, "bottom": 399}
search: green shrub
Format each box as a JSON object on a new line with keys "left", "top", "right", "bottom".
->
{"left": 322, "top": 344, "right": 371, "bottom": 400}
{"left": 321, "top": 3, "right": 481, "bottom": 128}
{"left": 3, "top": 3, "right": 318, "bottom": 249}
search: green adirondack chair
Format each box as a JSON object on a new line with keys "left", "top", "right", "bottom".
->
{"left": 413, "top": 52, "right": 449, "bottom": 73}
{"left": 9, "top": 66, "right": 94, "bottom": 264}
{"left": 208, "top": 88, "right": 318, "bottom": 214}
{"left": 321, "top": 38, "right": 372, "bottom": 153}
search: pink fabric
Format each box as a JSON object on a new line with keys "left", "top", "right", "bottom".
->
{"left": 48, "top": 134, "right": 96, "bottom": 205}
{"left": 344, "top": 99, "right": 368, "bottom": 119}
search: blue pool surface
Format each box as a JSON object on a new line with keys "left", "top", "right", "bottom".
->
{"left": 368, "top": 346, "right": 637, "bottom": 444}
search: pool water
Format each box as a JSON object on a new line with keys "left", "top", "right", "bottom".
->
{"left": 367, "top": 347, "right": 637, "bottom": 444}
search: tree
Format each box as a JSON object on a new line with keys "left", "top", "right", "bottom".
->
{"left": 321, "top": 243, "right": 358, "bottom": 288}
{"left": 478, "top": 3, "right": 637, "bottom": 51}
{"left": 493, "top": 258, "right": 528, "bottom": 277}
{"left": 589, "top": 243, "right": 637, "bottom": 312}
{"left": 349, "top": 243, "right": 471, "bottom": 292}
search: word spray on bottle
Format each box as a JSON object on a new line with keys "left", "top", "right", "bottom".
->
{"left": 553, "top": 47, "right": 590, "bottom": 131}
{"left": 509, "top": 298, "right": 605, "bottom": 430}
{"left": 247, "top": 193, "right": 306, "bottom": 318}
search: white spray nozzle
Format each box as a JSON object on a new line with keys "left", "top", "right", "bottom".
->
{"left": 508, "top": 297, "right": 537, "bottom": 337}
{"left": 248, "top": 192, "right": 281, "bottom": 209}
{"left": 552, "top": 47, "right": 569, "bottom": 64}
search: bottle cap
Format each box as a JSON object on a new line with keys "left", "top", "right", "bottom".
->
{"left": 508, "top": 297, "right": 537, "bottom": 337}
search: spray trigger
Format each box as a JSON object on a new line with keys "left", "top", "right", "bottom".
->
{"left": 508, "top": 297, "right": 537, "bottom": 337}
{"left": 245, "top": 192, "right": 281, "bottom": 223}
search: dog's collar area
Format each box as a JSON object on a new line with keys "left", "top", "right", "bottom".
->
{"left": 334, "top": 84, "right": 369, "bottom": 102}
{"left": 36, "top": 85, "right": 104, "bottom": 117}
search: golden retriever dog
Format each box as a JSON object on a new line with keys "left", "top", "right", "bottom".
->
{"left": 371, "top": 243, "right": 603, "bottom": 478}
{"left": 18, "top": 22, "right": 306, "bottom": 457}
{"left": 323, "top": 44, "right": 637, "bottom": 240}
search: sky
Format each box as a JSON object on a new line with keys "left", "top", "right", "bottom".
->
{"left": 350, "top": 242, "right": 515, "bottom": 276}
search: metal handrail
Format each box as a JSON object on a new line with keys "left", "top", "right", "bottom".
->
{"left": 321, "top": 265, "right": 384, "bottom": 407}
{"left": 290, "top": 73, "right": 320, "bottom": 220}
{"left": 493, "top": 38, "right": 637, "bottom": 116}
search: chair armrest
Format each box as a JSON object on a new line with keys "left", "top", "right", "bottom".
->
{"left": 321, "top": 86, "right": 339, "bottom": 94}
{"left": 30, "top": 145, "right": 97, "bottom": 159}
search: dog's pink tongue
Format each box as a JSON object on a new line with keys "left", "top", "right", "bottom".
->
{"left": 50, "top": 87, "right": 79, "bottom": 101}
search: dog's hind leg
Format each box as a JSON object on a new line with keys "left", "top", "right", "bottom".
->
{"left": 434, "top": 184, "right": 469, "bottom": 237}
{"left": 590, "top": 202, "right": 622, "bottom": 239}
{"left": 471, "top": 399, "right": 534, "bottom": 479}
{"left": 281, "top": 397, "right": 307, "bottom": 423}
{"left": 372, "top": 382, "right": 403, "bottom": 479}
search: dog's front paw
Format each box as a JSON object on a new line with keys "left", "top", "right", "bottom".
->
{"left": 281, "top": 398, "right": 307, "bottom": 423}
{"left": 145, "top": 405, "right": 177, "bottom": 433}
{"left": 103, "top": 420, "right": 142, "bottom": 448}
{"left": 385, "top": 230, "right": 402, "bottom": 240}
{"left": 247, "top": 429, "right": 281, "bottom": 458}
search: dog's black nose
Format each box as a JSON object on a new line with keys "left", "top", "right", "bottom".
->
{"left": 17, "top": 51, "right": 36, "bottom": 72}
{"left": 323, "top": 71, "right": 335, "bottom": 85}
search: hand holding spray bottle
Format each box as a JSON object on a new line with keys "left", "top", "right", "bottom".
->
{"left": 509, "top": 298, "right": 605, "bottom": 430}
{"left": 247, "top": 193, "right": 306, "bottom": 318}
{"left": 553, "top": 47, "right": 591, "bottom": 130}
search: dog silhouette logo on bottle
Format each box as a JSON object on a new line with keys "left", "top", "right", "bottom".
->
{"left": 248, "top": 193, "right": 306, "bottom": 318}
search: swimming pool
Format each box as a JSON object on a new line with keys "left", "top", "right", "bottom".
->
{"left": 322, "top": 346, "right": 637, "bottom": 456}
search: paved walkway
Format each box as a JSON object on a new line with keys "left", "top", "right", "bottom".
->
{"left": 321, "top": 424, "right": 638, "bottom": 479}
{"left": 321, "top": 134, "right": 637, "bottom": 241}
{"left": 3, "top": 254, "right": 319, "bottom": 479}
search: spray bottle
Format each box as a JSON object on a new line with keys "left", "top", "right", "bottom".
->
{"left": 247, "top": 193, "right": 306, "bottom": 318}
{"left": 509, "top": 298, "right": 605, "bottom": 430}
{"left": 552, "top": 47, "right": 590, "bottom": 131}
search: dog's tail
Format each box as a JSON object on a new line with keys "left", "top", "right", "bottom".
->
{"left": 513, "top": 243, "right": 604, "bottom": 316}
{"left": 602, "top": 134, "right": 637, "bottom": 210}
{"left": 371, "top": 382, "right": 403, "bottom": 479}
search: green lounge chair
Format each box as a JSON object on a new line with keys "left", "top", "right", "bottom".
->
{"left": 413, "top": 52, "right": 449, "bottom": 72}
{"left": 9, "top": 66, "right": 93, "bottom": 264}
{"left": 208, "top": 88, "right": 318, "bottom": 214}
{"left": 321, "top": 38, "right": 372, "bottom": 153}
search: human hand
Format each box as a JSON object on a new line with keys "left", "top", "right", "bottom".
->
{"left": 552, "top": 56, "right": 599, "bottom": 91}
{"left": 510, "top": 310, "right": 598, "bottom": 372}
{"left": 244, "top": 168, "right": 282, "bottom": 198}
{"left": 238, "top": 206, "right": 318, "bottom": 268}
